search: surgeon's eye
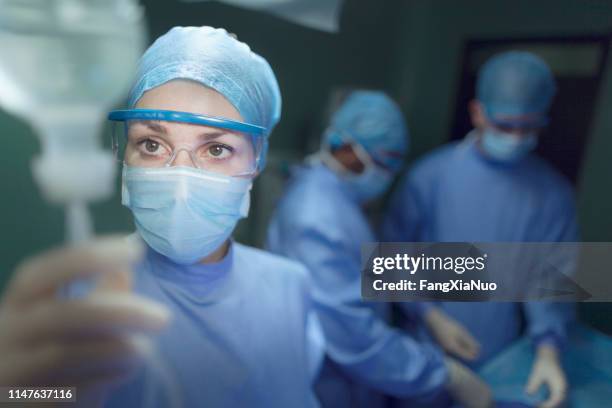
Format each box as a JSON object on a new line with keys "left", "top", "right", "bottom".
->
{"left": 206, "top": 143, "right": 233, "bottom": 159}
{"left": 145, "top": 140, "right": 159, "bottom": 152}
{"left": 135, "top": 138, "right": 168, "bottom": 157}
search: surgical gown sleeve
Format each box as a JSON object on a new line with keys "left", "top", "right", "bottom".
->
{"left": 283, "top": 223, "right": 448, "bottom": 398}
{"left": 381, "top": 172, "right": 427, "bottom": 244}
{"left": 381, "top": 170, "right": 437, "bottom": 319}
{"left": 523, "top": 182, "right": 578, "bottom": 349}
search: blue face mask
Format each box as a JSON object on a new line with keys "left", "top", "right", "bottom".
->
{"left": 480, "top": 127, "right": 538, "bottom": 163}
{"left": 343, "top": 163, "right": 392, "bottom": 203}
{"left": 319, "top": 142, "right": 394, "bottom": 203}
{"left": 122, "top": 165, "right": 252, "bottom": 264}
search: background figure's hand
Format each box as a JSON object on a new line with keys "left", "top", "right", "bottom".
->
{"left": 425, "top": 307, "right": 480, "bottom": 361}
{"left": 525, "top": 344, "right": 567, "bottom": 408}
{"left": 445, "top": 357, "right": 493, "bottom": 408}
{"left": 0, "top": 236, "right": 171, "bottom": 406}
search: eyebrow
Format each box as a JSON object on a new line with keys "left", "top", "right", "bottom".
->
{"left": 199, "top": 130, "right": 229, "bottom": 141}
{"left": 131, "top": 120, "right": 233, "bottom": 141}
{"left": 131, "top": 120, "right": 168, "bottom": 134}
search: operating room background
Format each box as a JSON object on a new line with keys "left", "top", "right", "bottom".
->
{"left": 2, "top": 0, "right": 612, "bottom": 330}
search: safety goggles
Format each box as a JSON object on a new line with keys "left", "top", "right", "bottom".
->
{"left": 108, "top": 109, "right": 266, "bottom": 177}
{"left": 484, "top": 106, "right": 549, "bottom": 132}
{"left": 326, "top": 128, "right": 397, "bottom": 173}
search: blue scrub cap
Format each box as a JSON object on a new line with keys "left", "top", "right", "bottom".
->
{"left": 325, "top": 90, "right": 409, "bottom": 172}
{"left": 476, "top": 51, "right": 556, "bottom": 128}
{"left": 128, "top": 26, "right": 281, "bottom": 137}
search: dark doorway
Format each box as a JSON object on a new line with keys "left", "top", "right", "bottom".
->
{"left": 450, "top": 36, "right": 610, "bottom": 184}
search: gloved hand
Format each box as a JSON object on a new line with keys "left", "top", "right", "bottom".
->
{"left": 525, "top": 343, "right": 567, "bottom": 408}
{"left": 425, "top": 307, "right": 480, "bottom": 361}
{"left": 445, "top": 357, "right": 493, "bottom": 408}
{"left": 0, "top": 236, "right": 171, "bottom": 407}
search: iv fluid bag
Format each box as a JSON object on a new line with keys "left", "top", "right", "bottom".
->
{"left": 0, "top": 0, "right": 145, "bottom": 143}
{"left": 0, "top": 0, "right": 146, "bottom": 228}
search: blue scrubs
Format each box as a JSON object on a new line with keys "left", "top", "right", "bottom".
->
{"left": 267, "top": 163, "right": 448, "bottom": 407}
{"left": 105, "top": 241, "right": 318, "bottom": 408}
{"left": 382, "top": 135, "right": 577, "bottom": 368}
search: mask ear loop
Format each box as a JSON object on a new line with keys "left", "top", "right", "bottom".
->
{"left": 347, "top": 137, "right": 376, "bottom": 170}
{"left": 318, "top": 147, "right": 349, "bottom": 175}
{"left": 337, "top": 130, "right": 379, "bottom": 172}
{"left": 316, "top": 129, "right": 375, "bottom": 175}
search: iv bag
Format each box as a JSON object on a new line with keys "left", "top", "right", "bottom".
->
{"left": 0, "top": 0, "right": 147, "bottom": 239}
{"left": 0, "top": 0, "right": 145, "bottom": 132}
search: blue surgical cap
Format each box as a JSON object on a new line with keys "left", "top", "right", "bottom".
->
{"left": 325, "top": 90, "right": 409, "bottom": 172}
{"left": 128, "top": 26, "right": 281, "bottom": 137}
{"left": 477, "top": 51, "right": 556, "bottom": 128}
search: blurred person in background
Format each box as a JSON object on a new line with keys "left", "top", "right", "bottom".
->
{"left": 268, "top": 90, "right": 492, "bottom": 408}
{"left": 0, "top": 25, "right": 320, "bottom": 408}
{"left": 383, "top": 51, "right": 576, "bottom": 408}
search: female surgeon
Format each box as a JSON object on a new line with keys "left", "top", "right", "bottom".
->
{"left": 0, "top": 26, "right": 316, "bottom": 408}
{"left": 102, "top": 26, "right": 317, "bottom": 406}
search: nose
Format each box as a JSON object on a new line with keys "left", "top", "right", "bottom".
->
{"left": 169, "top": 148, "right": 198, "bottom": 168}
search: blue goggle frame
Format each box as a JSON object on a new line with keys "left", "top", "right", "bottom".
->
{"left": 490, "top": 116, "right": 549, "bottom": 130}
{"left": 484, "top": 106, "right": 549, "bottom": 130}
{"left": 108, "top": 109, "right": 266, "bottom": 136}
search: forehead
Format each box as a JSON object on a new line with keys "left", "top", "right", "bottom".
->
{"left": 135, "top": 79, "right": 243, "bottom": 122}
{"left": 128, "top": 119, "right": 225, "bottom": 136}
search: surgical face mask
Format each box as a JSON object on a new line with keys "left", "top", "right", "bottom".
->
{"left": 480, "top": 127, "right": 538, "bottom": 163}
{"left": 122, "top": 165, "right": 252, "bottom": 264}
{"left": 345, "top": 163, "right": 393, "bottom": 203}
{"left": 319, "top": 142, "right": 393, "bottom": 203}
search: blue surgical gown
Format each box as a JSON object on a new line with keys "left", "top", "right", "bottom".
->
{"left": 479, "top": 323, "right": 612, "bottom": 407}
{"left": 267, "top": 163, "right": 448, "bottom": 407}
{"left": 105, "top": 241, "right": 318, "bottom": 408}
{"left": 382, "top": 135, "right": 577, "bottom": 368}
